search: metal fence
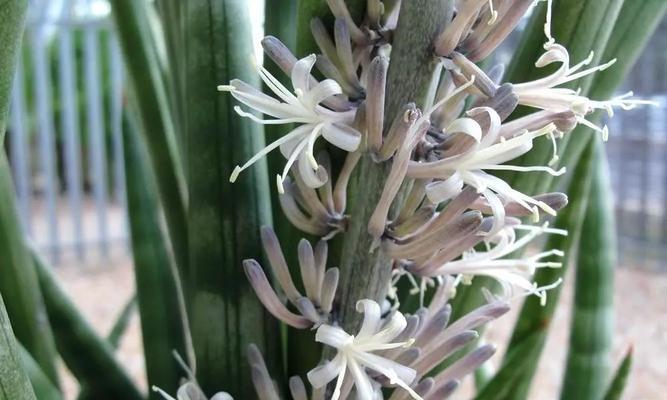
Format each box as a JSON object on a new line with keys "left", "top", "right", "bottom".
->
{"left": 7, "top": 1, "right": 127, "bottom": 265}
{"left": 5, "top": 4, "right": 667, "bottom": 268}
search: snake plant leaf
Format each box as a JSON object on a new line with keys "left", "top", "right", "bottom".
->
{"left": 18, "top": 344, "right": 62, "bottom": 400}
{"left": 474, "top": 331, "right": 542, "bottom": 400}
{"left": 560, "top": 138, "right": 615, "bottom": 400}
{"left": 106, "top": 295, "right": 137, "bottom": 350}
{"left": 480, "top": 135, "right": 597, "bottom": 400}
{"left": 0, "top": 0, "right": 28, "bottom": 140}
{"left": 182, "top": 0, "right": 280, "bottom": 396}
{"left": 77, "top": 295, "right": 137, "bottom": 400}
{"left": 0, "top": 293, "right": 37, "bottom": 400}
{"left": 602, "top": 345, "right": 633, "bottom": 400}
{"left": 123, "top": 111, "right": 189, "bottom": 398}
{"left": 0, "top": 0, "right": 60, "bottom": 383}
{"left": 32, "top": 250, "right": 143, "bottom": 400}
{"left": 109, "top": 0, "right": 189, "bottom": 276}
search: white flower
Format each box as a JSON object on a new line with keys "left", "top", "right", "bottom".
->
{"left": 307, "top": 300, "right": 423, "bottom": 400}
{"left": 513, "top": 0, "right": 654, "bottom": 140}
{"left": 152, "top": 383, "right": 233, "bottom": 400}
{"left": 408, "top": 107, "right": 565, "bottom": 235}
{"left": 427, "top": 222, "right": 567, "bottom": 305}
{"left": 218, "top": 54, "right": 361, "bottom": 193}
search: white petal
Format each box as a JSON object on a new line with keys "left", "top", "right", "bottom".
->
{"left": 210, "top": 393, "right": 234, "bottom": 400}
{"left": 348, "top": 358, "right": 375, "bottom": 400}
{"left": 322, "top": 122, "right": 362, "bottom": 151}
{"left": 315, "top": 324, "right": 352, "bottom": 348}
{"left": 307, "top": 354, "right": 345, "bottom": 388}
{"left": 425, "top": 173, "right": 464, "bottom": 204}
{"left": 445, "top": 117, "right": 482, "bottom": 143}
{"left": 303, "top": 79, "right": 343, "bottom": 107}
{"left": 356, "top": 299, "right": 382, "bottom": 339}
{"left": 297, "top": 152, "right": 328, "bottom": 188}
{"left": 291, "top": 54, "right": 317, "bottom": 94}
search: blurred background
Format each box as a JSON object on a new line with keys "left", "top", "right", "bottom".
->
{"left": 5, "top": 0, "right": 666, "bottom": 398}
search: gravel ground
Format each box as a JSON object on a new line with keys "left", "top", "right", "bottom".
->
{"left": 54, "top": 256, "right": 667, "bottom": 399}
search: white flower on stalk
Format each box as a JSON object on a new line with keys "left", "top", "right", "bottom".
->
{"left": 218, "top": 54, "right": 361, "bottom": 193}
{"left": 427, "top": 222, "right": 567, "bottom": 305}
{"left": 307, "top": 300, "right": 423, "bottom": 400}
{"left": 408, "top": 107, "right": 565, "bottom": 235}
{"left": 513, "top": 0, "right": 655, "bottom": 140}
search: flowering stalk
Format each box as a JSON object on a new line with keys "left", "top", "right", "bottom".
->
{"left": 336, "top": 0, "right": 454, "bottom": 332}
{"left": 210, "top": 0, "right": 657, "bottom": 398}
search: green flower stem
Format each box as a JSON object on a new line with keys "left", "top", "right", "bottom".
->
{"left": 336, "top": 0, "right": 451, "bottom": 331}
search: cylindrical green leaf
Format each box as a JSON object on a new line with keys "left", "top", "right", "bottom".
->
{"left": 0, "top": 293, "right": 37, "bottom": 400}
{"left": 0, "top": 0, "right": 28, "bottom": 140}
{"left": 33, "top": 251, "right": 143, "bottom": 400}
{"left": 0, "top": 155, "right": 60, "bottom": 386}
{"left": 123, "top": 111, "right": 189, "bottom": 398}
{"left": 182, "top": 1, "right": 280, "bottom": 396}
{"left": 18, "top": 344, "right": 62, "bottom": 400}
{"left": 560, "top": 138, "right": 615, "bottom": 400}
{"left": 0, "top": 0, "right": 60, "bottom": 385}
{"left": 109, "top": 0, "right": 189, "bottom": 276}
{"left": 603, "top": 346, "right": 633, "bottom": 400}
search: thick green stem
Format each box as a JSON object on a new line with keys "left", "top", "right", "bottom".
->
{"left": 337, "top": 0, "right": 450, "bottom": 331}
{"left": 0, "top": 293, "right": 36, "bottom": 400}
{"left": 183, "top": 1, "right": 280, "bottom": 396}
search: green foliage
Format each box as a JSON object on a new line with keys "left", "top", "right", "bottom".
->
{"left": 123, "top": 111, "right": 189, "bottom": 398}
{"left": 109, "top": 0, "right": 188, "bottom": 276}
{"left": 33, "top": 251, "right": 143, "bottom": 400}
{"left": 181, "top": 1, "right": 280, "bottom": 396}
{"left": 603, "top": 346, "right": 633, "bottom": 400}
{"left": 0, "top": 0, "right": 60, "bottom": 385}
{"left": 0, "top": 293, "right": 36, "bottom": 400}
{"left": 561, "top": 138, "right": 615, "bottom": 400}
{"left": 18, "top": 344, "right": 62, "bottom": 400}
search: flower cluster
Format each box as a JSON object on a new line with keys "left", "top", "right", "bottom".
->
{"left": 207, "top": 0, "right": 652, "bottom": 399}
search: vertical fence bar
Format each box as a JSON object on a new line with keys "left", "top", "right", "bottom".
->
{"left": 109, "top": 34, "right": 127, "bottom": 247}
{"left": 9, "top": 59, "right": 32, "bottom": 237}
{"left": 30, "top": 25, "right": 60, "bottom": 264}
{"left": 84, "top": 15, "right": 109, "bottom": 257}
{"left": 58, "top": 15, "right": 85, "bottom": 261}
